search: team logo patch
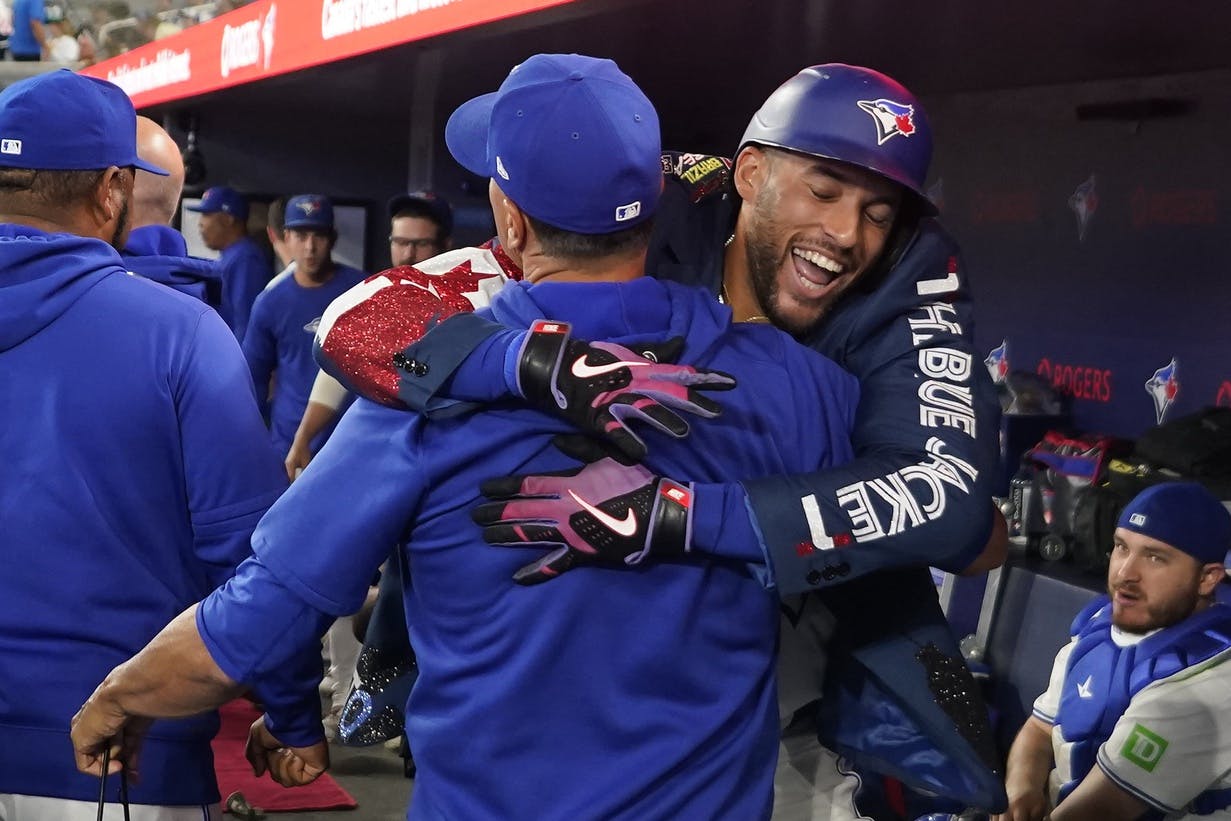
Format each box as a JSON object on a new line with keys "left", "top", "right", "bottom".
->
{"left": 1122, "top": 723, "right": 1168, "bottom": 772}
{"left": 984, "top": 340, "right": 1009, "bottom": 384}
{"left": 856, "top": 98, "right": 918, "bottom": 145}
{"left": 0, "top": 139, "right": 21, "bottom": 155}
{"left": 1145, "top": 357, "right": 1180, "bottom": 424}
{"left": 1069, "top": 174, "right": 1098, "bottom": 242}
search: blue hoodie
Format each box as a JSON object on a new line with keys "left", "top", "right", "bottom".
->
{"left": 0, "top": 225, "right": 290, "bottom": 804}
{"left": 199, "top": 276, "right": 859, "bottom": 820}
{"left": 122, "top": 224, "right": 222, "bottom": 309}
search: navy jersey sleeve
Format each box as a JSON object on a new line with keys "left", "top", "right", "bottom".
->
{"left": 743, "top": 222, "right": 1002, "bottom": 594}
{"left": 177, "top": 307, "right": 286, "bottom": 589}
{"left": 242, "top": 290, "right": 277, "bottom": 410}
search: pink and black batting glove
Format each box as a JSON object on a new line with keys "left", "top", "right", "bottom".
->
{"left": 515, "top": 320, "right": 735, "bottom": 461}
{"left": 472, "top": 456, "right": 694, "bottom": 585}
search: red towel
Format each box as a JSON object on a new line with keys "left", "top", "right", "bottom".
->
{"left": 211, "top": 699, "right": 357, "bottom": 813}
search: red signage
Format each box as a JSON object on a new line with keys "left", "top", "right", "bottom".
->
{"left": 81, "top": 0, "right": 579, "bottom": 109}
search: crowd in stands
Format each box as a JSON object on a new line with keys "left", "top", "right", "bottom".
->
{"left": 0, "top": 0, "right": 254, "bottom": 64}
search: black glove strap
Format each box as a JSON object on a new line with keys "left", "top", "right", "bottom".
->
{"left": 516, "top": 319, "right": 572, "bottom": 408}
{"left": 648, "top": 478, "right": 694, "bottom": 559}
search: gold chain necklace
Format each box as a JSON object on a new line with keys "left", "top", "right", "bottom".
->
{"left": 719, "top": 284, "right": 771, "bottom": 324}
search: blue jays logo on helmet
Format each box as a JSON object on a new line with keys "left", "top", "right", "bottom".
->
{"left": 857, "top": 98, "right": 918, "bottom": 145}
{"left": 1145, "top": 357, "right": 1180, "bottom": 424}
{"left": 984, "top": 340, "right": 1010, "bottom": 385}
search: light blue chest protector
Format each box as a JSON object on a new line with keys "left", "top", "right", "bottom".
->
{"left": 1055, "top": 597, "right": 1231, "bottom": 816}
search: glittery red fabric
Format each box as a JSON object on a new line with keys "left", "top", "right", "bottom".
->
{"left": 320, "top": 243, "right": 520, "bottom": 407}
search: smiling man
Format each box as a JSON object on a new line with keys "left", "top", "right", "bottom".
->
{"left": 998, "top": 482, "right": 1231, "bottom": 821}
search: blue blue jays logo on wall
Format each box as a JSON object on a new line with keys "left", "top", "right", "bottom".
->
{"left": 984, "top": 340, "right": 1009, "bottom": 384}
{"left": 856, "top": 98, "right": 917, "bottom": 145}
{"left": 1145, "top": 357, "right": 1180, "bottom": 424}
{"left": 296, "top": 198, "right": 322, "bottom": 217}
{"left": 1068, "top": 174, "right": 1098, "bottom": 242}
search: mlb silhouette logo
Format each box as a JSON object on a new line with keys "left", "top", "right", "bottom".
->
{"left": 1, "top": 139, "right": 22, "bottom": 155}
{"left": 1129, "top": 513, "right": 1147, "bottom": 526}
{"left": 615, "top": 201, "right": 641, "bottom": 222}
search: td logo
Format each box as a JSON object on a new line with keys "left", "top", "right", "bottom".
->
{"left": 1121, "top": 724, "right": 1168, "bottom": 772}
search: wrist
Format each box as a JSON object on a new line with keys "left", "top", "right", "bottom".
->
{"left": 513, "top": 320, "right": 570, "bottom": 404}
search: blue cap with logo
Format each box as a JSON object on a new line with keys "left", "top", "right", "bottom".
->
{"left": 186, "top": 186, "right": 249, "bottom": 221}
{"left": 1117, "top": 482, "right": 1231, "bottom": 565}
{"left": 283, "top": 194, "right": 334, "bottom": 231}
{"left": 0, "top": 69, "right": 168, "bottom": 176}
{"left": 445, "top": 53, "right": 660, "bottom": 235}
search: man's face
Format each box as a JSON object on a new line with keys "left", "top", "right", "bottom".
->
{"left": 286, "top": 228, "right": 334, "bottom": 279}
{"left": 1108, "top": 528, "right": 1214, "bottom": 633}
{"left": 389, "top": 215, "right": 442, "bottom": 267}
{"left": 197, "top": 211, "right": 233, "bottom": 251}
{"left": 737, "top": 148, "right": 902, "bottom": 337}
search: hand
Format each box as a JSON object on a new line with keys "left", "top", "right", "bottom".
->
{"left": 71, "top": 686, "right": 152, "bottom": 781}
{"left": 993, "top": 789, "right": 1051, "bottom": 821}
{"left": 284, "top": 440, "right": 312, "bottom": 482}
{"left": 472, "top": 438, "right": 694, "bottom": 584}
{"left": 515, "top": 320, "right": 735, "bottom": 460}
{"left": 245, "top": 714, "right": 329, "bottom": 787}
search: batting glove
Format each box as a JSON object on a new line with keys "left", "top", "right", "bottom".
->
{"left": 515, "top": 320, "right": 735, "bottom": 461}
{"left": 472, "top": 439, "right": 694, "bottom": 585}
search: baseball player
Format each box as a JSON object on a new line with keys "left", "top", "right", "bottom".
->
{"left": 72, "top": 53, "right": 859, "bottom": 820}
{"left": 997, "top": 482, "right": 1231, "bottom": 821}
{"left": 313, "top": 63, "right": 1007, "bottom": 815}
{"left": 187, "top": 185, "right": 269, "bottom": 341}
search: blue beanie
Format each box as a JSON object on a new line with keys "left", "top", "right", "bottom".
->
{"left": 1117, "top": 482, "right": 1231, "bottom": 564}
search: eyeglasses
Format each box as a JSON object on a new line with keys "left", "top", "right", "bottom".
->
{"left": 389, "top": 236, "right": 440, "bottom": 250}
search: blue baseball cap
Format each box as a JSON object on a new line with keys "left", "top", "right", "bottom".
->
{"left": 445, "top": 53, "right": 661, "bottom": 235}
{"left": 1117, "top": 482, "right": 1231, "bottom": 565}
{"left": 186, "top": 186, "right": 249, "bottom": 221}
{"left": 0, "top": 69, "right": 168, "bottom": 176}
{"left": 284, "top": 194, "right": 334, "bottom": 231}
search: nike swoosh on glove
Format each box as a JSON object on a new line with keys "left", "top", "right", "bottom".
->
{"left": 516, "top": 320, "right": 735, "bottom": 461}
{"left": 472, "top": 454, "right": 694, "bottom": 585}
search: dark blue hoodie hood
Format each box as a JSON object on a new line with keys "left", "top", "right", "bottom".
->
{"left": 0, "top": 224, "right": 125, "bottom": 353}
{"left": 122, "top": 224, "right": 222, "bottom": 309}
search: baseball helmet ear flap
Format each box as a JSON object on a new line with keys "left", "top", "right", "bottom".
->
{"left": 738, "top": 63, "right": 937, "bottom": 215}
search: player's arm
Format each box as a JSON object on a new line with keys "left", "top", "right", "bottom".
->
{"left": 285, "top": 370, "right": 348, "bottom": 480}
{"left": 1048, "top": 767, "right": 1150, "bottom": 821}
{"left": 993, "top": 716, "right": 1056, "bottom": 821}
{"left": 241, "top": 293, "right": 277, "bottom": 411}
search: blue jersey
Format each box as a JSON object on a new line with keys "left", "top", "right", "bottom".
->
{"left": 218, "top": 235, "right": 271, "bottom": 342}
{"left": 243, "top": 263, "right": 366, "bottom": 456}
{"left": 200, "top": 274, "right": 857, "bottom": 820}
{"left": 0, "top": 225, "right": 291, "bottom": 804}
{"left": 9, "top": 0, "right": 44, "bottom": 57}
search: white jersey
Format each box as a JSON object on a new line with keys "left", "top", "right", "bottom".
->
{"left": 1034, "top": 629, "right": 1231, "bottom": 820}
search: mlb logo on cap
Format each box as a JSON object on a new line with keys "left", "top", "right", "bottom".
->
{"left": 1, "top": 139, "right": 21, "bottom": 156}
{"left": 1129, "top": 513, "right": 1147, "bottom": 526}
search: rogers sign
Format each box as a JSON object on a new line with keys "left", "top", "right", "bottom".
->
{"left": 220, "top": 3, "right": 276, "bottom": 78}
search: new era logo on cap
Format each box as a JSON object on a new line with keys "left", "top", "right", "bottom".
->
{"left": 615, "top": 201, "right": 641, "bottom": 222}
{"left": 1130, "top": 513, "right": 1147, "bottom": 526}
{"left": 496, "top": 156, "right": 509, "bottom": 181}
{"left": 1, "top": 139, "right": 21, "bottom": 155}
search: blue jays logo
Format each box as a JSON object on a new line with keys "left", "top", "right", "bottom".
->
{"left": 296, "top": 198, "right": 321, "bottom": 217}
{"left": 1069, "top": 174, "right": 1098, "bottom": 242}
{"left": 984, "top": 340, "right": 1009, "bottom": 384}
{"left": 1144, "top": 358, "right": 1180, "bottom": 424}
{"left": 857, "top": 98, "right": 918, "bottom": 145}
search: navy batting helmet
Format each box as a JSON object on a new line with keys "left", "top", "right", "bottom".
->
{"left": 739, "top": 64, "right": 936, "bottom": 213}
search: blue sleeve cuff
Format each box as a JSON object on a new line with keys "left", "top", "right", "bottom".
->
{"left": 442, "top": 327, "right": 526, "bottom": 403}
{"left": 692, "top": 483, "right": 774, "bottom": 588}
{"left": 393, "top": 312, "right": 503, "bottom": 416}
